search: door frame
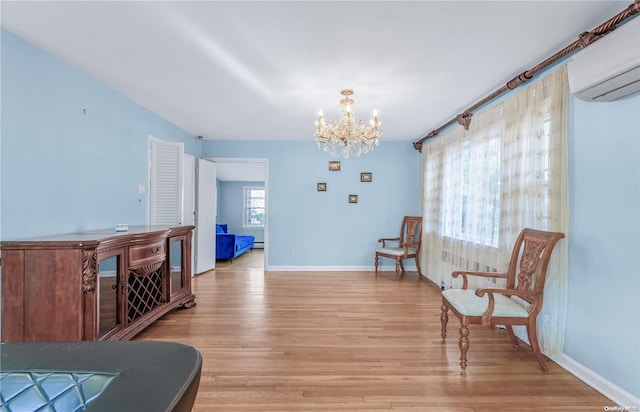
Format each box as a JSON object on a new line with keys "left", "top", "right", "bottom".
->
{"left": 205, "top": 157, "right": 269, "bottom": 270}
{"left": 194, "top": 158, "right": 217, "bottom": 274}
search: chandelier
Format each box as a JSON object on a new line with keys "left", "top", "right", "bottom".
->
{"left": 314, "top": 89, "right": 382, "bottom": 158}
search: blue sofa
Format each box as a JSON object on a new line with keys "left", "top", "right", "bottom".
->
{"left": 216, "top": 224, "right": 255, "bottom": 261}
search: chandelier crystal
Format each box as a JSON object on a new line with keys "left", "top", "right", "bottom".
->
{"left": 314, "top": 89, "right": 382, "bottom": 158}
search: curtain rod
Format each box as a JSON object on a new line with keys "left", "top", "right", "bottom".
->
{"left": 412, "top": 0, "right": 640, "bottom": 153}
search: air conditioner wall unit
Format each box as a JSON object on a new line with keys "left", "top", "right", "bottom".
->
{"left": 567, "top": 17, "right": 640, "bottom": 102}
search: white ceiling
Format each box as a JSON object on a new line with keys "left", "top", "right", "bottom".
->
{"left": 0, "top": 1, "right": 628, "bottom": 143}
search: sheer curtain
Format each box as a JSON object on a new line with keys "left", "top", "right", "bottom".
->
{"left": 421, "top": 66, "right": 569, "bottom": 359}
{"left": 422, "top": 107, "right": 505, "bottom": 290}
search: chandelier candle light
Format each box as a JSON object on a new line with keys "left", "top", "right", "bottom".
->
{"left": 314, "top": 89, "right": 382, "bottom": 158}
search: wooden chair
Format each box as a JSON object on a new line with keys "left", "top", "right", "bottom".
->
{"left": 375, "top": 216, "right": 423, "bottom": 280}
{"left": 440, "top": 228, "right": 564, "bottom": 373}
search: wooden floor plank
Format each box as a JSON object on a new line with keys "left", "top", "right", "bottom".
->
{"left": 137, "top": 266, "right": 611, "bottom": 411}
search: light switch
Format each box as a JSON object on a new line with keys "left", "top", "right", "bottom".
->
{"left": 138, "top": 184, "right": 146, "bottom": 195}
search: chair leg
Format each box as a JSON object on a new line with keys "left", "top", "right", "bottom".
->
{"left": 459, "top": 323, "right": 469, "bottom": 374}
{"left": 394, "top": 258, "right": 402, "bottom": 280}
{"left": 527, "top": 319, "right": 548, "bottom": 372}
{"left": 374, "top": 255, "right": 379, "bottom": 274}
{"left": 440, "top": 303, "right": 448, "bottom": 341}
{"left": 415, "top": 255, "right": 423, "bottom": 277}
{"left": 505, "top": 325, "right": 520, "bottom": 347}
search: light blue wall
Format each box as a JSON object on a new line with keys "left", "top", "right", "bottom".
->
{"left": 203, "top": 141, "right": 421, "bottom": 267}
{"left": 217, "top": 181, "right": 265, "bottom": 243}
{"left": 566, "top": 92, "right": 640, "bottom": 397}
{"left": 1, "top": 29, "right": 201, "bottom": 240}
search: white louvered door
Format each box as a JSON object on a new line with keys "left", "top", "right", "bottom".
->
{"left": 149, "top": 139, "right": 184, "bottom": 225}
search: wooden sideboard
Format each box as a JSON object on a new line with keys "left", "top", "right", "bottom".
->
{"left": 1, "top": 225, "right": 196, "bottom": 342}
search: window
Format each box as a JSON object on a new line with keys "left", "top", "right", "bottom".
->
{"left": 243, "top": 187, "right": 265, "bottom": 228}
{"left": 440, "top": 128, "right": 502, "bottom": 248}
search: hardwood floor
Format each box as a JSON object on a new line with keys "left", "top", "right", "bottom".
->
{"left": 136, "top": 268, "right": 611, "bottom": 411}
{"left": 214, "top": 248, "right": 265, "bottom": 270}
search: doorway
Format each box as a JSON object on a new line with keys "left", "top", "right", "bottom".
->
{"left": 206, "top": 157, "right": 268, "bottom": 270}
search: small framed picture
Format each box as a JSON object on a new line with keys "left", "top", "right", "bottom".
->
{"left": 348, "top": 194, "right": 358, "bottom": 203}
{"left": 329, "top": 161, "right": 341, "bottom": 171}
{"left": 360, "top": 172, "right": 372, "bottom": 182}
{"left": 317, "top": 182, "right": 327, "bottom": 192}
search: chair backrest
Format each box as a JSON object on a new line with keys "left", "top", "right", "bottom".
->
{"left": 505, "top": 228, "right": 564, "bottom": 306}
{"left": 400, "top": 216, "right": 422, "bottom": 250}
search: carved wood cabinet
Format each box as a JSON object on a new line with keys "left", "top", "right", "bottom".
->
{"left": 1, "top": 225, "right": 196, "bottom": 342}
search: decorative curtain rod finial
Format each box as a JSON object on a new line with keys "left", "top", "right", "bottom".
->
{"left": 456, "top": 113, "right": 473, "bottom": 130}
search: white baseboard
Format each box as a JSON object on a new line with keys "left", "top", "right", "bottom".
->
{"left": 265, "top": 265, "right": 418, "bottom": 272}
{"left": 266, "top": 265, "right": 371, "bottom": 272}
{"left": 557, "top": 354, "right": 640, "bottom": 407}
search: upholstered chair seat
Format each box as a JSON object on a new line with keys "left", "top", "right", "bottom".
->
{"left": 442, "top": 289, "right": 529, "bottom": 318}
{"left": 376, "top": 247, "right": 417, "bottom": 257}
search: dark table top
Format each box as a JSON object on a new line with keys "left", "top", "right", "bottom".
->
{"left": 1, "top": 341, "right": 202, "bottom": 412}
